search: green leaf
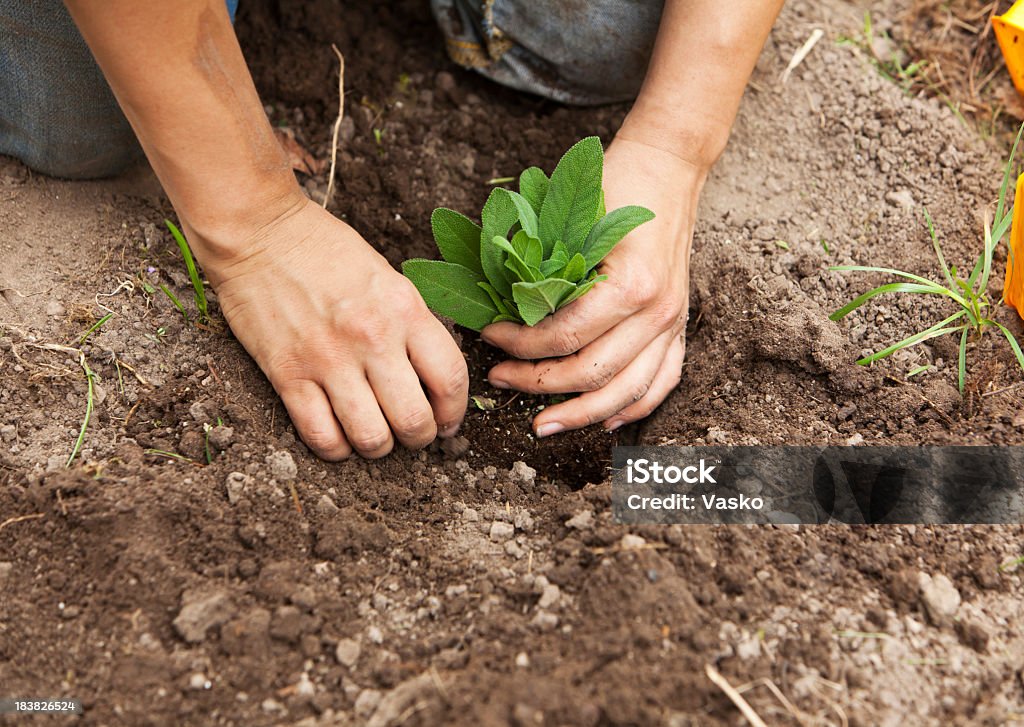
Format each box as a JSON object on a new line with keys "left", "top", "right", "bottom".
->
{"left": 829, "top": 265, "right": 943, "bottom": 287}
{"left": 923, "top": 207, "right": 953, "bottom": 290}
{"left": 597, "top": 188, "right": 606, "bottom": 220}
{"left": 993, "top": 320, "right": 1024, "bottom": 379}
{"left": 507, "top": 191, "right": 540, "bottom": 239}
{"left": 540, "top": 240, "right": 569, "bottom": 273}
{"left": 402, "top": 259, "right": 497, "bottom": 331}
{"left": 557, "top": 274, "right": 607, "bottom": 310}
{"left": 511, "top": 230, "right": 543, "bottom": 268}
{"left": 519, "top": 167, "right": 549, "bottom": 214}
{"left": 979, "top": 212, "right": 995, "bottom": 298}
{"left": 559, "top": 253, "right": 588, "bottom": 283}
{"left": 165, "top": 219, "right": 208, "bottom": 321}
{"left": 491, "top": 313, "right": 521, "bottom": 324}
{"left": 581, "top": 205, "right": 655, "bottom": 269}
{"left": 480, "top": 188, "right": 519, "bottom": 298}
{"left": 539, "top": 136, "right": 604, "bottom": 256}
{"left": 958, "top": 325, "right": 969, "bottom": 393}
{"left": 505, "top": 257, "right": 541, "bottom": 283}
{"left": 492, "top": 235, "right": 541, "bottom": 283}
{"left": 970, "top": 121, "right": 1024, "bottom": 286}
{"left": 478, "top": 281, "right": 515, "bottom": 319}
{"left": 431, "top": 208, "right": 483, "bottom": 275}
{"left": 471, "top": 395, "right": 497, "bottom": 411}
{"left": 512, "top": 279, "right": 577, "bottom": 326}
{"left": 540, "top": 259, "right": 564, "bottom": 277}
{"left": 830, "top": 282, "right": 950, "bottom": 321}
{"left": 856, "top": 311, "right": 967, "bottom": 364}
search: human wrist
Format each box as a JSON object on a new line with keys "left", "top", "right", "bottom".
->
{"left": 173, "top": 171, "right": 308, "bottom": 271}
{"left": 616, "top": 99, "right": 730, "bottom": 173}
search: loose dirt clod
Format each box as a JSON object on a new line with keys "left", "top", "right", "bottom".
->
{"left": 173, "top": 589, "right": 237, "bottom": 643}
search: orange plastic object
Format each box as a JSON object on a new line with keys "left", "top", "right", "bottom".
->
{"left": 994, "top": 2, "right": 1024, "bottom": 96}
{"left": 1003, "top": 172, "right": 1024, "bottom": 320}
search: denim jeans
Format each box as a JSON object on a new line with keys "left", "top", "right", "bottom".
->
{"left": 431, "top": 0, "right": 663, "bottom": 105}
{"left": 0, "top": 0, "right": 656, "bottom": 180}
{"left": 0, "top": 0, "right": 238, "bottom": 179}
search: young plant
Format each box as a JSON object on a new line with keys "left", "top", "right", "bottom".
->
{"left": 402, "top": 137, "right": 655, "bottom": 330}
{"left": 165, "top": 219, "right": 209, "bottom": 323}
{"left": 830, "top": 125, "right": 1024, "bottom": 393}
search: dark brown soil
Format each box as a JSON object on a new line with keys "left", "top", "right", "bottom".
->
{"left": 2, "top": 1, "right": 1024, "bottom": 726}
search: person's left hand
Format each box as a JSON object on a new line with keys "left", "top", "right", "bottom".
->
{"left": 481, "top": 136, "right": 706, "bottom": 437}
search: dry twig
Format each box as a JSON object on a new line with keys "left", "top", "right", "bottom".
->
{"left": 705, "top": 664, "right": 769, "bottom": 727}
{"left": 323, "top": 45, "right": 346, "bottom": 209}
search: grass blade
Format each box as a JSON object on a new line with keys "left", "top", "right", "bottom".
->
{"left": 830, "top": 282, "right": 950, "bottom": 321}
{"left": 993, "top": 321, "right": 1024, "bottom": 378}
{"left": 77, "top": 313, "right": 113, "bottom": 346}
{"left": 165, "top": 219, "right": 209, "bottom": 322}
{"left": 856, "top": 311, "right": 967, "bottom": 365}
{"left": 67, "top": 353, "right": 96, "bottom": 467}
{"left": 160, "top": 284, "right": 189, "bottom": 323}
{"left": 924, "top": 207, "right": 954, "bottom": 289}
{"left": 970, "top": 121, "right": 1024, "bottom": 286}
{"left": 958, "top": 326, "right": 969, "bottom": 393}
{"left": 995, "top": 122, "right": 1024, "bottom": 231}
{"left": 980, "top": 211, "right": 995, "bottom": 296}
{"left": 829, "top": 264, "right": 941, "bottom": 287}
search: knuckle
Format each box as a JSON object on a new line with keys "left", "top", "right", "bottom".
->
{"left": 439, "top": 360, "right": 469, "bottom": 398}
{"left": 623, "top": 276, "right": 660, "bottom": 308}
{"left": 504, "top": 335, "right": 531, "bottom": 360}
{"left": 552, "top": 328, "right": 583, "bottom": 357}
{"left": 650, "top": 298, "right": 684, "bottom": 329}
{"left": 348, "top": 428, "right": 393, "bottom": 456}
{"left": 302, "top": 429, "right": 350, "bottom": 461}
{"left": 581, "top": 364, "right": 614, "bottom": 392}
{"left": 628, "top": 378, "right": 652, "bottom": 404}
{"left": 394, "top": 278, "right": 428, "bottom": 312}
{"left": 348, "top": 316, "right": 393, "bottom": 354}
{"left": 393, "top": 406, "right": 435, "bottom": 439}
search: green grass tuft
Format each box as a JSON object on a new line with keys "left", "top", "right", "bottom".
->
{"left": 165, "top": 219, "right": 209, "bottom": 323}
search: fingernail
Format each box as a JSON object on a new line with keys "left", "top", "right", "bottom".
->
{"left": 490, "top": 378, "right": 510, "bottom": 389}
{"left": 535, "top": 422, "right": 564, "bottom": 438}
{"left": 605, "top": 419, "right": 625, "bottom": 432}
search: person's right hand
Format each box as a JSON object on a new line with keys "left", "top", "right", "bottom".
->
{"left": 200, "top": 197, "right": 469, "bottom": 460}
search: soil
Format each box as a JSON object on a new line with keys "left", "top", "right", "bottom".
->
{"left": 2, "top": 1, "right": 1024, "bottom": 725}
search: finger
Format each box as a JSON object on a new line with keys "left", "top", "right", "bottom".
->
{"left": 531, "top": 330, "right": 674, "bottom": 437}
{"left": 481, "top": 278, "right": 636, "bottom": 360}
{"left": 324, "top": 376, "right": 394, "bottom": 459}
{"left": 604, "top": 336, "right": 685, "bottom": 431}
{"left": 488, "top": 312, "right": 665, "bottom": 394}
{"left": 367, "top": 359, "right": 438, "bottom": 450}
{"left": 408, "top": 319, "right": 470, "bottom": 437}
{"left": 278, "top": 380, "right": 353, "bottom": 461}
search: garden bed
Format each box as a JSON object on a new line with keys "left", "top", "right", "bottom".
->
{"left": 2, "top": 0, "right": 1023, "bottom": 724}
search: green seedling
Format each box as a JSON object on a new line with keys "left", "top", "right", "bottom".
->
{"left": 66, "top": 351, "right": 95, "bottom": 467}
{"left": 77, "top": 313, "right": 113, "bottom": 346}
{"left": 165, "top": 219, "right": 209, "bottom": 323}
{"left": 403, "top": 137, "right": 655, "bottom": 329}
{"left": 159, "top": 284, "right": 189, "bottom": 323}
{"left": 830, "top": 124, "right": 1024, "bottom": 393}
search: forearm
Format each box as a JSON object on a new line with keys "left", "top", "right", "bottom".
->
{"left": 619, "top": 0, "right": 785, "bottom": 170}
{"left": 63, "top": 0, "right": 302, "bottom": 263}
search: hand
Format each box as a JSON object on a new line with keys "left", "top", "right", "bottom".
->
{"left": 481, "top": 137, "right": 704, "bottom": 436}
{"left": 202, "top": 197, "right": 469, "bottom": 460}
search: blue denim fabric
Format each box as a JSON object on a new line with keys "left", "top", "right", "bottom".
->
{"left": 431, "top": 0, "right": 663, "bottom": 105}
{"left": 0, "top": 1, "right": 238, "bottom": 179}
